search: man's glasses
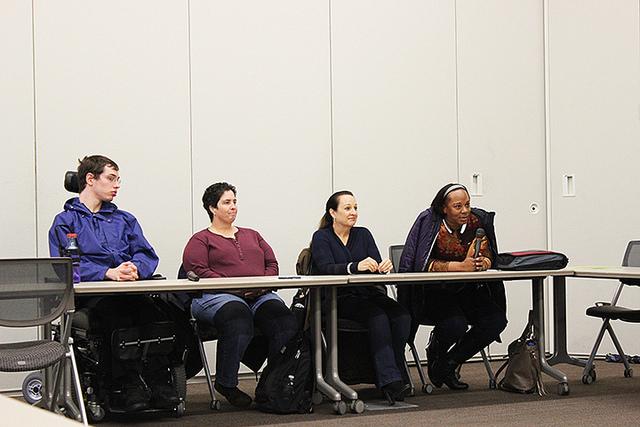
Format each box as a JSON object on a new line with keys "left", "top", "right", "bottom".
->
{"left": 102, "top": 174, "right": 121, "bottom": 185}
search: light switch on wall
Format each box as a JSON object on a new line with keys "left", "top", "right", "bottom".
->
{"left": 562, "top": 174, "right": 576, "bottom": 197}
{"left": 470, "top": 173, "right": 483, "bottom": 196}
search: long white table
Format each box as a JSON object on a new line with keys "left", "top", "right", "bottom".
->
{"left": 74, "top": 268, "right": 578, "bottom": 403}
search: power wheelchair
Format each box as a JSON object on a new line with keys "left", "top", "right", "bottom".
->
{"left": 41, "top": 171, "right": 188, "bottom": 422}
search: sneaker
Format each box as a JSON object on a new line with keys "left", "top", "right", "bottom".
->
{"left": 149, "top": 383, "right": 180, "bottom": 409}
{"left": 214, "top": 382, "right": 252, "bottom": 408}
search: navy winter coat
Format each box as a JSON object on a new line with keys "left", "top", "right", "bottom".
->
{"left": 397, "top": 207, "right": 506, "bottom": 337}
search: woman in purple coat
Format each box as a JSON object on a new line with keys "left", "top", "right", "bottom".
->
{"left": 398, "top": 183, "right": 507, "bottom": 391}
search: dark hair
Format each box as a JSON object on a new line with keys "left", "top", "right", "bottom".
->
{"left": 202, "top": 182, "right": 236, "bottom": 221}
{"left": 430, "top": 183, "right": 470, "bottom": 217}
{"left": 77, "top": 155, "right": 119, "bottom": 193}
{"left": 319, "top": 190, "right": 354, "bottom": 229}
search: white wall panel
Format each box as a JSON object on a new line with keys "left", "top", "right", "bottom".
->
{"left": 0, "top": 0, "right": 36, "bottom": 258}
{"left": 189, "top": 0, "right": 332, "bottom": 372}
{"left": 33, "top": 0, "right": 192, "bottom": 279}
{"left": 456, "top": 0, "right": 546, "bottom": 354}
{"left": 189, "top": 0, "right": 332, "bottom": 274}
{"left": 0, "top": 0, "right": 38, "bottom": 392}
{"left": 549, "top": 0, "right": 640, "bottom": 354}
{"left": 331, "top": 0, "right": 458, "bottom": 360}
{"left": 331, "top": 0, "right": 458, "bottom": 256}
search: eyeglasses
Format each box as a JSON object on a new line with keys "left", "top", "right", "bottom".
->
{"left": 102, "top": 174, "right": 121, "bottom": 185}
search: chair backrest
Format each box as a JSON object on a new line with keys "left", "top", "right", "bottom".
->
{"left": 296, "top": 247, "right": 313, "bottom": 276}
{"left": 0, "top": 258, "right": 74, "bottom": 327}
{"left": 64, "top": 171, "right": 79, "bottom": 193}
{"left": 622, "top": 240, "right": 640, "bottom": 267}
{"left": 389, "top": 244, "right": 404, "bottom": 273}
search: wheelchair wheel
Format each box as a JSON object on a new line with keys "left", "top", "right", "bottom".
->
{"left": 174, "top": 401, "right": 186, "bottom": 418}
{"left": 171, "top": 364, "right": 187, "bottom": 402}
{"left": 22, "top": 372, "right": 43, "bottom": 404}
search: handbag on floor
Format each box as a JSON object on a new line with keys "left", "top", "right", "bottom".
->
{"left": 495, "top": 310, "right": 546, "bottom": 395}
{"left": 496, "top": 250, "right": 568, "bottom": 271}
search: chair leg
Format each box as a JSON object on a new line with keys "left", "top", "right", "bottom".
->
{"left": 402, "top": 354, "right": 415, "bottom": 396}
{"left": 582, "top": 320, "right": 609, "bottom": 377}
{"left": 607, "top": 323, "right": 633, "bottom": 375}
{"left": 409, "top": 341, "right": 429, "bottom": 391}
{"left": 68, "top": 347, "right": 88, "bottom": 426}
{"left": 192, "top": 320, "right": 220, "bottom": 410}
{"left": 480, "top": 348, "right": 497, "bottom": 389}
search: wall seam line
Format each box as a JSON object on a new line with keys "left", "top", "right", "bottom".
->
{"left": 454, "top": 0, "right": 461, "bottom": 183}
{"left": 328, "top": 0, "right": 335, "bottom": 192}
{"left": 187, "top": 0, "right": 195, "bottom": 236}
{"left": 31, "top": 0, "right": 39, "bottom": 257}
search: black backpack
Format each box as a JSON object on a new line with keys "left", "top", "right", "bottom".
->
{"left": 254, "top": 332, "right": 313, "bottom": 414}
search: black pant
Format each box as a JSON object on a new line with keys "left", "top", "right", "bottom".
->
{"left": 423, "top": 284, "right": 507, "bottom": 364}
{"left": 338, "top": 294, "right": 411, "bottom": 388}
{"left": 211, "top": 299, "right": 298, "bottom": 387}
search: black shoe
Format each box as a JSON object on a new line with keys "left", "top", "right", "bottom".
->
{"left": 429, "top": 357, "right": 458, "bottom": 389}
{"left": 150, "top": 383, "right": 181, "bottom": 409}
{"left": 123, "top": 384, "right": 151, "bottom": 412}
{"left": 381, "top": 381, "right": 411, "bottom": 405}
{"left": 442, "top": 372, "right": 469, "bottom": 390}
{"left": 214, "top": 382, "right": 252, "bottom": 408}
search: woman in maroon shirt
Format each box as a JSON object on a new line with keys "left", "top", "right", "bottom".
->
{"left": 183, "top": 182, "right": 297, "bottom": 408}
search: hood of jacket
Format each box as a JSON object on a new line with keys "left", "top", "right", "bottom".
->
{"left": 63, "top": 197, "right": 118, "bottom": 218}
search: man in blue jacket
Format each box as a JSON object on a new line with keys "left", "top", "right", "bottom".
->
{"left": 49, "top": 155, "right": 178, "bottom": 412}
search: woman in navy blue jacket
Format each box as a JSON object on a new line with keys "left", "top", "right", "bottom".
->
{"left": 398, "top": 183, "right": 507, "bottom": 391}
{"left": 311, "top": 190, "right": 411, "bottom": 404}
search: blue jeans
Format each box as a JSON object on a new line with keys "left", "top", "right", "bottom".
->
{"left": 192, "top": 293, "right": 298, "bottom": 387}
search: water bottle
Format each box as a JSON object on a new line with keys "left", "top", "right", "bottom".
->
{"left": 65, "top": 233, "right": 81, "bottom": 283}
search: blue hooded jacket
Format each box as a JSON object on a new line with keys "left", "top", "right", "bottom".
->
{"left": 48, "top": 197, "right": 159, "bottom": 282}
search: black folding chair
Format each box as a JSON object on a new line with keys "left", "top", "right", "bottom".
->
{"left": 581, "top": 240, "right": 640, "bottom": 384}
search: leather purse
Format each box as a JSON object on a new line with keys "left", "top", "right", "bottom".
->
{"left": 495, "top": 311, "right": 546, "bottom": 395}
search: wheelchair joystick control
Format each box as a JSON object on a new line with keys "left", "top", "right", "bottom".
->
{"left": 186, "top": 271, "right": 200, "bottom": 282}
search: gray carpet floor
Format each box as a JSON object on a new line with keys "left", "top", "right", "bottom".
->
{"left": 99, "top": 360, "right": 640, "bottom": 426}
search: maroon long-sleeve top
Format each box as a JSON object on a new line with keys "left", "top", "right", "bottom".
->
{"left": 182, "top": 227, "right": 279, "bottom": 280}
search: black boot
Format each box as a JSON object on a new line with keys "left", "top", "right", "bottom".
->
{"left": 442, "top": 371, "right": 469, "bottom": 390}
{"left": 214, "top": 382, "right": 252, "bottom": 408}
{"left": 426, "top": 332, "right": 447, "bottom": 386}
{"left": 426, "top": 331, "right": 440, "bottom": 374}
{"left": 429, "top": 357, "right": 468, "bottom": 390}
{"left": 381, "top": 381, "right": 411, "bottom": 405}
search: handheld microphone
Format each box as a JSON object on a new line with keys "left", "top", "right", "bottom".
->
{"left": 186, "top": 270, "right": 200, "bottom": 282}
{"left": 473, "top": 228, "right": 486, "bottom": 258}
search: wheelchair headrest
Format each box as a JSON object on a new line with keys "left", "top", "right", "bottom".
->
{"left": 64, "top": 171, "right": 79, "bottom": 193}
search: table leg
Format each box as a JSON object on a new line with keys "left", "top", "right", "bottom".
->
{"left": 547, "top": 276, "right": 586, "bottom": 368}
{"left": 310, "top": 288, "right": 341, "bottom": 402}
{"left": 531, "top": 277, "right": 569, "bottom": 394}
{"left": 325, "top": 287, "right": 359, "bottom": 401}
